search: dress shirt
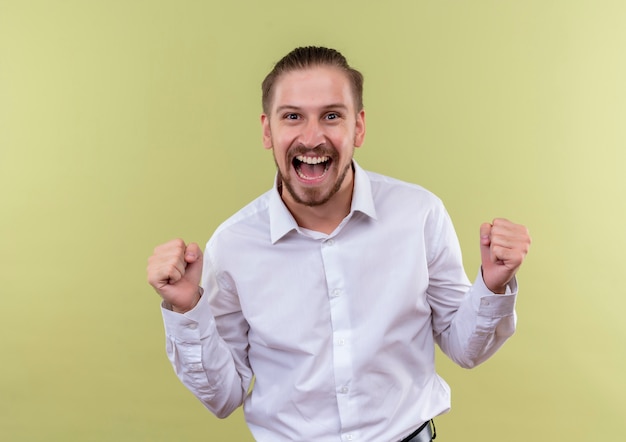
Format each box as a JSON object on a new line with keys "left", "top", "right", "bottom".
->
{"left": 161, "top": 161, "right": 518, "bottom": 442}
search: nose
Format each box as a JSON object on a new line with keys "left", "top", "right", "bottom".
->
{"left": 299, "top": 119, "right": 325, "bottom": 148}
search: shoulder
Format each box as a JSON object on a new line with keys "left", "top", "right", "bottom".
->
{"left": 207, "top": 190, "right": 273, "bottom": 248}
{"left": 365, "top": 169, "right": 444, "bottom": 210}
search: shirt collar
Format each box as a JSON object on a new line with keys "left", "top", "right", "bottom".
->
{"left": 269, "top": 160, "right": 378, "bottom": 244}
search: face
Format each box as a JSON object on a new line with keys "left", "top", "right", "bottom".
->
{"left": 261, "top": 66, "right": 366, "bottom": 208}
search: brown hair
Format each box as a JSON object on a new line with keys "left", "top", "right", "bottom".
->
{"left": 261, "top": 46, "right": 364, "bottom": 114}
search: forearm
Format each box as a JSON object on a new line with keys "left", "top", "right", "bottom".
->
{"left": 162, "top": 295, "right": 251, "bottom": 418}
{"left": 435, "top": 270, "right": 518, "bottom": 369}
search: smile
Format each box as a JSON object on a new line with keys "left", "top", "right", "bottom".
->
{"left": 293, "top": 155, "right": 332, "bottom": 181}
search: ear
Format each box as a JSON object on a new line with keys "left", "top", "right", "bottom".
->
{"left": 354, "top": 109, "right": 366, "bottom": 148}
{"left": 261, "top": 114, "right": 273, "bottom": 149}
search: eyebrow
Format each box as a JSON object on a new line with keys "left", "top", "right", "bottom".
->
{"left": 274, "top": 103, "right": 350, "bottom": 114}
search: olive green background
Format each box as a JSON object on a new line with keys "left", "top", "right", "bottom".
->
{"left": 1, "top": 1, "right": 625, "bottom": 440}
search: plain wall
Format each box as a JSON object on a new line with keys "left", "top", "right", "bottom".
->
{"left": 1, "top": 1, "right": 625, "bottom": 440}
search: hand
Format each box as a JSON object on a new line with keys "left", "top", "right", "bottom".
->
{"left": 480, "top": 218, "right": 531, "bottom": 294}
{"left": 147, "top": 239, "right": 203, "bottom": 313}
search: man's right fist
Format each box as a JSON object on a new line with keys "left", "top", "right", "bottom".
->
{"left": 147, "top": 239, "right": 203, "bottom": 313}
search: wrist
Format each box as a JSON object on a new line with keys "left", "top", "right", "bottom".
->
{"left": 488, "top": 285, "right": 507, "bottom": 295}
{"left": 480, "top": 266, "right": 508, "bottom": 295}
{"left": 171, "top": 287, "right": 203, "bottom": 313}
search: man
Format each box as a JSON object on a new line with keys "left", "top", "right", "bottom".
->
{"left": 147, "top": 46, "right": 531, "bottom": 441}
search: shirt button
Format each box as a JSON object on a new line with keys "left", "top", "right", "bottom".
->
{"left": 325, "top": 239, "right": 335, "bottom": 247}
{"left": 332, "top": 289, "right": 341, "bottom": 297}
{"left": 337, "top": 338, "right": 346, "bottom": 346}
{"left": 339, "top": 386, "right": 349, "bottom": 394}
{"left": 188, "top": 323, "right": 198, "bottom": 330}
{"left": 345, "top": 435, "right": 354, "bottom": 441}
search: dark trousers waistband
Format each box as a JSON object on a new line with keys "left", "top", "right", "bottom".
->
{"left": 399, "top": 420, "right": 436, "bottom": 442}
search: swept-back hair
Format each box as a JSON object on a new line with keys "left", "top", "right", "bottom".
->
{"left": 261, "top": 46, "right": 364, "bottom": 114}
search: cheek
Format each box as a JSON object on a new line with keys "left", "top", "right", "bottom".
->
{"left": 329, "top": 128, "right": 355, "bottom": 149}
{"left": 273, "top": 130, "right": 298, "bottom": 152}
{"left": 270, "top": 138, "right": 293, "bottom": 166}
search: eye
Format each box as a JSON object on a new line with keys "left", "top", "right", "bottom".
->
{"left": 325, "top": 112, "right": 339, "bottom": 120}
{"left": 284, "top": 113, "right": 299, "bottom": 120}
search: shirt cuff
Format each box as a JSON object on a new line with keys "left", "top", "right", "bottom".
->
{"left": 471, "top": 269, "right": 518, "bottom": 317}
{"left": 161, "top": 293, "right": 215, "bottom": 342}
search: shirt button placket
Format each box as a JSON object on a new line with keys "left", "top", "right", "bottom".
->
{"left": 321, "top": 236, "right": 356, "bottom": 434}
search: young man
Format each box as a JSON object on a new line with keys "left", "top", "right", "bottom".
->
{"left": 147, "top": 46, "right": 531, "bottom": 442}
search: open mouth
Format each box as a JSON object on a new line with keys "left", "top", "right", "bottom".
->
{"left": 292, "top": 155, "right": 332, "bottom": 181}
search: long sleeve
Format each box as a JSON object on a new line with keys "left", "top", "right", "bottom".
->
{"left": 437, "top": 272, "right": 517, "bottom": 368}
{"left": 426, "top": 205, "right": 517, "bottom": 369}
{"left": 161, "top": 251, "right": 252, "bottom": 418}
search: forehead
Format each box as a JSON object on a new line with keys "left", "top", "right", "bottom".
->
{"left": 269, "top": 66, "right": 355, "bottom": 113}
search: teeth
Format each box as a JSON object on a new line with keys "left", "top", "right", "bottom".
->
{"left": 295, "top": 155, "right": 329, "bottom": 165}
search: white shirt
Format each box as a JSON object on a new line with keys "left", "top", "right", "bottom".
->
{"left": 161, "top": 162, "right": 517, "bottom": 442}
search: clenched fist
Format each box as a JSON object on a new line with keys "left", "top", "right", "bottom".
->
{"left": 147, "top": 239, "right": 203, "bottom": 313}
{"left": 480, "top": 219, "right": 531, "bottom": 294}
